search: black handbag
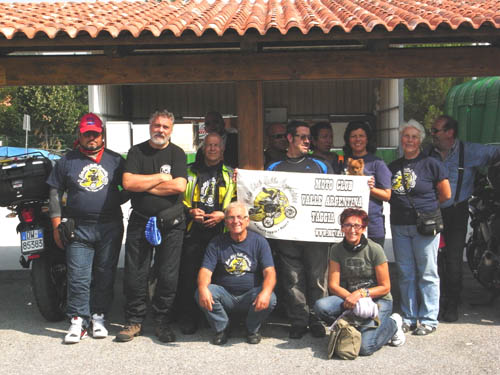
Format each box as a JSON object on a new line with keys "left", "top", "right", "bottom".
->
{"left": 399, "top": 162, "right": 443, "bottom": 236}
{"left": 156, "top": 203, "right": 185, "bottom": 231}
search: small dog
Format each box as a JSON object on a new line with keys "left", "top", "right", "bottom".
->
{"left": 346, "top": 158, "right": 365, "bottom": 176}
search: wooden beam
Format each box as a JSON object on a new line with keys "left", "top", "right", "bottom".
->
{"left": 0, "top": 27, "right": 498, "bottom": 50}
{"left": 1, "top": 46, "right": 500, "bottom": 86}
{"left": 237, "top": 81, "right": 263, "bottom": 170}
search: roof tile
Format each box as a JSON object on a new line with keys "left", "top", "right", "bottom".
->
{"left": 0, "top": 0, "right": 498, "bottom": 40}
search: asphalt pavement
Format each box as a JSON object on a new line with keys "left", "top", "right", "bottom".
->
{"left": 1, "top": 265, "right": 499, "bottom": 375}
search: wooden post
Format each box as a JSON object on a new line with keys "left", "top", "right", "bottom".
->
{"left": 236, "top": 81, "right": 263, "bottom": 170}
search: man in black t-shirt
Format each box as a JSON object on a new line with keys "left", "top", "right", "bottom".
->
{"left": 116, "top": 110, "right": 188, "bottom": 344}
{"left": 267, "top": 121, "right": 332, "bottom": 339}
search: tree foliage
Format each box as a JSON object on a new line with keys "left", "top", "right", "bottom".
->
{"left": 404, "top": 77, "right": 471, "bottom": 129}
{"left": 0, "top": 86, "right": 88, "bottom": 149}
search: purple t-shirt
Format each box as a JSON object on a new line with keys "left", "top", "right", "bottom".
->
{"left": 389, "top": 153, "right": 448, "bottom": 225}
{"left": 347, "top": 153, "right": 392, "bottom": 239}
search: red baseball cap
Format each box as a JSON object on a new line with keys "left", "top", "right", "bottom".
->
{"left": 79, "top": 113, "right": 103, "bottom": 133}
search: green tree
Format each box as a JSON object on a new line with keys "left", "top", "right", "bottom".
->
{"left": 15, "top": 85, "right": 88, "bottom": 150}
{"left": 0, "top": 87, "right": 23, "bottom": 147}
{"left": 404, "top": 77, "right": 471, "bottom": 129}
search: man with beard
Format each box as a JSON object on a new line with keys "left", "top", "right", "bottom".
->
{"left": 117, "top": 110, "right": 188, "bottom": 343}
{"left": 177, "top": 132, "right": 236, "bottom": 334}
{"left": 47, "top": 113, "right": 127, "bottom": 344}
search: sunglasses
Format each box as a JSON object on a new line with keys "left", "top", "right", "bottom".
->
{"left": 294, "top": 134, "right": 312, "bottom": 141}
{"left": 271, "top": 133, "right": 287, "bottom": 140}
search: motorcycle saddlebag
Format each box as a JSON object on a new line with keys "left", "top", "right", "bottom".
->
{"left": 0, "top": 157, "right": 52, "bottom": 206}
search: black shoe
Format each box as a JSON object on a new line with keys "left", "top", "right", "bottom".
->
{"left": 413, "top": 324, "right": 436, "bottom": 336}
{"left": 402, "top": 323, "right": 417, "bottom": 333}
{"left": 289, "top": 325, "right": 308, "bottom": 339}
{"left": 212, "top": 329, "right": 228, "bottom": 346}
{"left": 246, "top": 331, "right": 262, "bottom": 345}
{"left": 309, "top": 322, "right": 326, "bottom": 338}
{"left": 180, "top": 319, "right": 198, "bottom": 335}
{"left": 442, "top": 302, "right": 459, "bottom": 322}
{"left": 155, "top": 324, "right": 176, "bottom": 343}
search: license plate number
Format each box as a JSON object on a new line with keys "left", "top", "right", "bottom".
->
{"left": 20, "top": 229, "right": 44, "bottom": 254}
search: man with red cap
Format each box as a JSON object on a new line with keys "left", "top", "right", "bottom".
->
{"left": 47, "top": 113, "right": 128, "bottom": 344}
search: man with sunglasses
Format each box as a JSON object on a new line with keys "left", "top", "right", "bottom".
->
{"left": 264, "top": 122, "right": 288, "bottom": 166}
{"left": 428, "top": 115, "right": 500, "bottom": 322}
{"left": 47, "top": 113, "right": 127, "bottom": 343}
{"left": 267, "top": 121, "right": 333, "bottom": 339}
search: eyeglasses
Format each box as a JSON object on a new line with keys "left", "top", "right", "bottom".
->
{"left": 341, "top": 223, "right": 365, "bottom": 231}
{"left": 271, "top": 133, "right": 287, "bottom": 140}
{"left": 293, "top": 134, "right": 312, "bottom": 141}
{"left": 430, "top": 127, "right": 447, "bottom": 134}
{"left": 226, "top": 215, "right": 248, "bottom": 222}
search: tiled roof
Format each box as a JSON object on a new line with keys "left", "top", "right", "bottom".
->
{"left": 0, "top": 0, "right": 499, "bottom": 40}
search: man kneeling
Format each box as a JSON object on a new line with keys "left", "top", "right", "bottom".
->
{"left": 195, "top": 202, "right": 277, "bottom": 345}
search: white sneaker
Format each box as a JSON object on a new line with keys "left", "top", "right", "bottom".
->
{"left": 92, "top": 313, "right": 108, "bottom": 339}
{"left": 64, "top": 317, "right": 88, "bottom": 344}
{"left": 389, "top": 313, "right": 406, "bottom": 347}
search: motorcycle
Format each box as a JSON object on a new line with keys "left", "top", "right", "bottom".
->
{"left": 1, "top": 152, "right": 67, "bottom": 321}
{"left": 466, "top": 163, "right": 500, "bottom": 295}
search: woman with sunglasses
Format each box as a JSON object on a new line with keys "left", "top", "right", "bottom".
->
{"left": 342, "top": 121, "right": 392, "bottom": 248}
{"left": 314, "top": 208, "right": 405, "bottom": 356}
{"left": 310, "top": 122, "right": 342, "bottom": 174}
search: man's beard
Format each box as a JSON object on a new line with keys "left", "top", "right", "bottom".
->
{"left": 150, "top": 132, "right": 169, "bottom": 146}
{"left": 80, "top": 141, "right": 103, "bottom": 153}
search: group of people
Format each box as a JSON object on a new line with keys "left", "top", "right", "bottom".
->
{"left": 48, "top": 109, "right": 500, "bottom": 358}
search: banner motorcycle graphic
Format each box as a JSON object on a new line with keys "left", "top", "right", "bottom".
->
{"left": 237, "top": 170, "right": 370, "bottom": 243}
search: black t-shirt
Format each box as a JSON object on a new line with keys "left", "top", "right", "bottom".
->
{"left": 266, "top": 155, "right": 333, "bottom": 174}
{"left": 47, "top": 148, "right": 124, "bottom": 220}
{"left": 124, "top": 141, "right": 187, "bottom": 216}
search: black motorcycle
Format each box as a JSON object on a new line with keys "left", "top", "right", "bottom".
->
{"left": 1, "top": 152, "right": 66, "bottom": 321}
{"left": 466, "top": 163, "right": 500, "bottom": 295}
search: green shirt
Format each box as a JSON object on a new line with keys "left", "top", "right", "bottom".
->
{"left": 330, "top": 238, "right": 392, "bottom": 301}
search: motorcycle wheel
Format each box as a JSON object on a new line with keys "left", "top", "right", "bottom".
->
{"left": 31, "top": 255, "right": 66, "bottom": 322}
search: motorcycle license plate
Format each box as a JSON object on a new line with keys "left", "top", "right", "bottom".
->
{"left": 20, "top": 228, "right": 44, "bottom": 254}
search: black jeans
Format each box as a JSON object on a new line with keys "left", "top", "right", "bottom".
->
{"left": 123, "top": 211, "right": 185, "bottom": 325}
{"left": 274, "top": 240, "right": 328, "bottom": 327}
{"left": 440, "top": 201, "right": 469, "bottom": 303}
{"left": 176, "top": 229, "right": 216, "bottom": 321}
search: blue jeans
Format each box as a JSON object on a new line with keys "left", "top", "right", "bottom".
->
{"left": 66, "top": 220, "right": 124, "bottom": 321}
{"left": 314, "top": 296, "right": 396, "bottom": 356}
{"left": 391, "top": 224, "right": 440, "bottom": 327}
{"left": 195, "top": 285, "right": 277, "bottom": 334}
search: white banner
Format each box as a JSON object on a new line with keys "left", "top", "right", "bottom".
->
{"left": 237, "top": 169, "right": 370, "bottom": 243}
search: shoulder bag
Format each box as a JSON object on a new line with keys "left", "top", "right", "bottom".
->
{"left": 400, "top": 162, "right": 443, "bottom": 236}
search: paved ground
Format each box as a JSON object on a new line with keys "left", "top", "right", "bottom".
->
{"left": 1, "top": 265, "right": 499, "bottom": 375}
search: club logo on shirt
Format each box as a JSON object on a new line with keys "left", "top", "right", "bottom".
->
{"left": 200, "top": 177, "right": 216, "bottom": 208}
{"left": 225, "top": 253, "right": 252, "bottom": 276}
{"left": 392, "top": 167, "right": 417, "bottom": 195}
{"left": 160, "top": 164, "right": 171, "bottom": 174}
{"left": 78, "top": 164, "right": 109, "bottom": 192}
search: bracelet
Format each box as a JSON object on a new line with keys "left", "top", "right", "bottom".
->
{"left": 364, "top": 288, "right": 370, "bottom": 297}
{"left": 358, "top": 289, "right": 367, "bottom": 298}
